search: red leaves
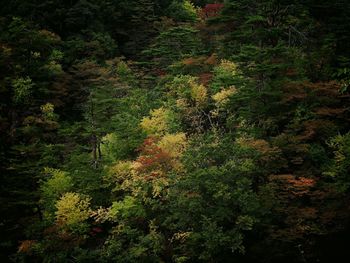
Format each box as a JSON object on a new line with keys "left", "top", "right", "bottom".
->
{"left": 136, "top": 137, "right": 172, "bottom": 176}
{"left": 154, "top": 68, "right": 167, "bottom": 76}
{"left": 200, "top": 3, "right": 224, "bottom": 19}
{"left": 90, "top": 227, "right": 103, "bottom": 236}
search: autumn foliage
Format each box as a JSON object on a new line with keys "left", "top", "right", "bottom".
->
{"left": 199, "top": 3, "right": 224, "bottom": 19}
{"left": 3, "top": 0, "right": 350, "bottom": 262}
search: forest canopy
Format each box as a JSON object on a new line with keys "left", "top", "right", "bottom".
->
{"left": 1, "top": 0, "right": 350, "bottom": 262}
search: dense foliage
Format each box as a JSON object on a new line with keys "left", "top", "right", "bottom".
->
{"left": 1, "top": 0, "right": 350, "bottom": 262}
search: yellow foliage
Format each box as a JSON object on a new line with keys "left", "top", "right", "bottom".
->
{"left": 167, "top": 75, "right": 207, "bottom": 108}
{"left": 171, "top": 231, "right": 192, "bottom": 243}
{"left": 140, "top": 107, "right": 171, "bottom": 135}
{"left": 176, "top": 98, "right": 189, "bottom": 109}
{"left": 212, "top": 86, "right": 237, "bottom": 106}
{"left": 40, "top": 102, "right": 55, "bottom": 119}
{"left": 157, "top": 133, "right": 187, "bottom": 158}
{"left": 0, "top": 43, "right": 12, "bottom": 56}
{"left": 40, "top": 102, "right": 54, "bottom": 114}
{"left": 105, "top": 134, "right": 187, "bottom": 199}
{"left": 109, "top": 160, "right": 133, "bottom": 178}
{"left": 91, "top": 207, "right": 112, "bottom": 223}
{"left": 191, "top": 83, "right": 207, "bottom": 106}
{"left": 55, "top": 192, "right": 92, "bottom": 227}
{"left": 152, "top": 177, "right": 170, "bottom": 197}
{"left": 156, "top": 133, "right": 187, "bottom": 172}
{"left": 38, "top": 29, "right": 61, "bottom": 41}
{"left": 106, "top": 161, "right": 135, "bottom": 192}
{"left": 218, "top": 59, "right": 238, "bottom": 74}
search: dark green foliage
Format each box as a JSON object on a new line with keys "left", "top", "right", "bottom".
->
{"left": 165, "top": 0, "right": 198, "bottom": 22}
{"left": 2, "top": 0, "right": 350, "bottom": 262}
{"left": 143, "top": 25, "right": 203, "bottom": 67}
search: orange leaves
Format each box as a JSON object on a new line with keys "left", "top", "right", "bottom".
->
{"left": 306, "top": 81, "right": 349, "bottom": 120}
{"left": 238, "top": 138, "right": 283, "bottom": 164}
{"left": 268, "top": 174, "right": 319, "bottom": 240}
{"left": 174, "top": 54, "right": 217, "bottom": 77}
{"left": 270, "top": 174, "right": 316, "bottom": 197}
{"left": 286, "top": 177, "right": 316, "bottom": 196}
{"left": 199, "top": 73, "right": 213, "bottom": 86}
{"left": 281, "top": 82, "right": 308, "bottom": 103}
{"left": 268, "top": 172, "right": 350, "bottom": 241}
{"left": 181, "top": 54, "right": 217, "bottom": 67}
{"left": 280, "top": 80, "right": 347, "bottom": 146}
{"left": 314, "top": 107, "right": 346, "bottom": 117}
{"left": 135, "top": 137, "right": 172, "bottom": 177}
{"left": 305, "top": 80, "right": 341, "bottom": 97}
{"left": 297, "top": 120, "right": 337, "bottom": 141}
{"left": 239, "top": 138, "right": 272, "bottom": 154}
{"left": 285, "top": 67, "right": 298, "bottom": 77}
{"left": 205, "top": 53, "right": 218, "bottom": 66}
{"left": 290, "top": 177, "right": 315, "bottom": 187}
{"left": 270, "top": 174, "right": 294, "bottom": 182}
{"left": 18, "top": 240, "right": 36, "bottom": 254}
{"left": 182, "top": 56, "right": 205, "bottom": 66}
{"left": 135, "top": 134, "right": 187, "bottom": 178}
{"left": 282, "top": 80, "right": 344, "bottom": 105}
